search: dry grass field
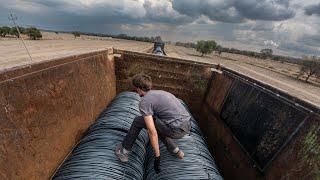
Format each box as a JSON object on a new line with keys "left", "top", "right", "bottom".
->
{"left": 165, "top": 45, "right": 320, "bottom": 108}
{"left": 0, "top": 32, "right": 153, "bottom": 69}
{"left": 1, "top": 32, "right": 319, "bottom": 108}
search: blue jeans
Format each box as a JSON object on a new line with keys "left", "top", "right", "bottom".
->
{"left": 122, "top": 116, "right": 189, "bottom": 152}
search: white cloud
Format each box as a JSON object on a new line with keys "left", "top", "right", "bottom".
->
{"left": 264, "top": 40, "right": 280, "bottom": 48}
{"left": 1, "top": 0, "right": 50, "bottom": 13}
{"left": 60, "top": 0, "right": 146, "bottom": 18}
{"left": 191, "top": 15, "right": 217, "bottom": 25}
{"left": 143, "top": 0, "right": 193, "bottom": 24}
{"left": 0, "top": 0, "right": 319, "bottom": 56}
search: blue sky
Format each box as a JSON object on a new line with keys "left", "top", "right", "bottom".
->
{"left": 0, "top": 0, "right": 319, "bottom": 57}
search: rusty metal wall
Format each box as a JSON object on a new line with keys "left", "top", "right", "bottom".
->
{"left": 0, "top": 49, "right": 116, "bottom": 179}
{"left": 1, "top": 48, "right": 318, "bottom": 180}
{"left": 114, "top": 50, "right": 320, "bottom": 179}
{"left": 114, "top": 49, "right": 213, "bottom": 117}
{"left": 200, "top": 68, "right": 320, "bottom": 180}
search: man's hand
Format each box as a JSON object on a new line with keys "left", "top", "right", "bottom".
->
{"left": 144, "top": 115, "right": 161, "bottom": 174}
{"left": 154, "top": 156, "right": 161, "bottom": 174}
{"left": 144, "top": 116, "right": 160, "bottom": 157}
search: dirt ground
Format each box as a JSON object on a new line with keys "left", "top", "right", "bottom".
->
{"left": 165, "top": 45, "right": 320, "bottom": 108}
{"left": 0, "top": 32, "right": 319, "bottom": 108}
{"left": 0, "top": 32, "right": 153, "bottom": 69}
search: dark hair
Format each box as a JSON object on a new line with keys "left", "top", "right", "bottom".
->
{"left": 132, "top": 74, "right": 152, "bottom": 91}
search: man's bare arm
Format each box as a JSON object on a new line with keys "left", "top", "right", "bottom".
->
{"left": 144, "top": 115, "right": 160, "bottom": 157}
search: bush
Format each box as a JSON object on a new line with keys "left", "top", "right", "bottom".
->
{"left": 297, "top": 56, "right": 320, "bottom": 82}
{"left": 0, "top": 26, "right": 26, "bottom": 38}
{"left": 196, "top": 40, "right": 217, "bottom": 56}
{"left": 175, "top": 42, "right": 197, "bottom": 49}
{"left": 9, "top": 27, "right": 20, "bottom": 37}
{"left": 249, "top": 51, "right": 257, "bottom": 57}
{"left": 155, "top": 36, "right": 162, "bottom": 43}
{"left": 26, "top": 27, "right": 42, "bottom": 40}
{"left": 260, "top": 48, "right": 273, "bottom": 59}
{"left": 215, "top": 45, "right": 224, "bottom": 55}
{"left": 73, "top": 31, "right": 81, "bottom": 38}
{"left": 18, "top": 26, "right": 26, "bottom": 34}
{"left": 0, "top": 26, "right": 11, "bottom": 37}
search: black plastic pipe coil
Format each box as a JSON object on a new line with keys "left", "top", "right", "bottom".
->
{"left": 144, "top": 101, "right": 223, "bottom": 180}
{"left": 53, "top": 92, "right": 148, "bottom": 179}
{"left": 53, "top": 92, "right": 223, "bottom": 180}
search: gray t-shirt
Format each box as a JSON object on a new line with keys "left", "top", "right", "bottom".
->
{"left": 139, "top": 90, "right": 191, "bottom": 131}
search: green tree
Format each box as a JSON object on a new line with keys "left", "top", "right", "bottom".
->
{"left": 150, "top": 37, "right": 155, "bottom": 42}
{"left": 260, "top": 48, "right": 273, "bottom": 59}
{"left": 73, "top": 31, "right": 81, "bottom": 38}
{"left": 216, "top": 45, "right": 223, "bottom": 55}
{"left": 26, "top": 27, "right": 42, "bottom": 40}
{"left": 155, "top": 36, "right": 162, "bottom": 42}
{"left": 196, "top": 40, "right": 217, "bottom": 56}
{"left": 0, "top": 26, "right": 11, "bottom": 37}
{"left": 249, "top": 51, "right": 257, "bottom": 57}
{"left": 9, "top": 27, "right": 20, "bottom": 37}
{"left": 297, "top": 56, "right": 320, "bottom": 82}
{"left": 18, "top": 26, "right": 26, "bottom": 34}
{"left": 176, "top": 42, "right": 197, "bottom": 49}
{"left": 117, "top": 34, "right": 127, "bottom": 39}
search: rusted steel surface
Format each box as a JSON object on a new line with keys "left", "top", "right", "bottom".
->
{"left": 1, "top": 48, "right": 318, "bottom": 180}
{"left": 201, "top": 69, "right": 320, "bottom": 180}
{"left": 0, "top": 49, "right": 111, "bottom": 82}
{"left": 0, "top": 49, "right": 116, "bottom": 179}
{"left": 205, "top": 73, "right": 233, "bottom": 114}
{"left": 200, "top": 105, "right": 262, "bottom": 180}
{"left": 220, "top": 78, "right": 308, "bottom": 170}
{"left": 267, "top": 115, "right": 320, "bottom": 180}
{"left": 199, "top": 73, "right": 262, "bottom": 180}
{"left": 222, "top": 68, "right": 320, "bottom": 114}
{"left": 114, "top": 49, "right": 213, "bottom": 117}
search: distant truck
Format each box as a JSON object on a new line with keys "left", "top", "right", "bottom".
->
{"left": 152, "top": 41, "right": 166, "bottom": 56}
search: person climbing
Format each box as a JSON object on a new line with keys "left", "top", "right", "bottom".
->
{"left": 115, "top": 73, "right": 191, "bottom": 174}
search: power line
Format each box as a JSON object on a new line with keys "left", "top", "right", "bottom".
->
{"left": 8, "top": 13, "right": 33, "bottom": 63}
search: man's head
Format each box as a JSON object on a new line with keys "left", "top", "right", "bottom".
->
{"left": 132, "top": 74, "right": 152, "bottom": 97}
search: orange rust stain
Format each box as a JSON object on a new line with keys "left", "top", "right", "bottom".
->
{"left": 0, "top": 50, "right": 116, "bottom": 179}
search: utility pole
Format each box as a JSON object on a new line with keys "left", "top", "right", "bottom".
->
{"left": 8, "top": 13, "right": 33, "bottom": 63}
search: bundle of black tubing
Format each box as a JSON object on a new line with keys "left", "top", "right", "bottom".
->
{"left": 53, "top": 92, "right": 149, "bottom": 179}
{"left": 144, "top": 100, "right": 223, "bottom": 180}
{"left": 53, "top": 92, "right": 223, "bottom": 180}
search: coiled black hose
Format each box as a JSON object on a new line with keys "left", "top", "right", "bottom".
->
{"left": 53, "top": 92, "right": 222, "bottom": 180}
{"left": 53, "top": 92, "right": 148, "bottom": 180}
{"left": 144, "top": 101, "right": 223, "bottom": 180}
